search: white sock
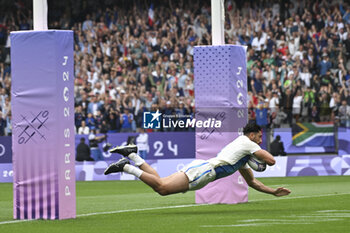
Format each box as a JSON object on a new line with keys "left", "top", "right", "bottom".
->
{"left": 124, "top": 164, "right": 143, "bottom": 178}
{"left": 128, "top": 152, "right": 145, "bottom": 167}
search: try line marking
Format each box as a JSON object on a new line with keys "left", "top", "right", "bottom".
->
{"left": 1, "top": 192, "right": 349, "bottom": 225}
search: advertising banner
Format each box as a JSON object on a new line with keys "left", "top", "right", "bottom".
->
{"left": 286, "top": 155, "right": 341, "bottom": 176}
{"left": 0, "top": 136, "right": 11, "bottom": 163}
{"left": 75, "top": 132, "right": 195, "bottom": 161}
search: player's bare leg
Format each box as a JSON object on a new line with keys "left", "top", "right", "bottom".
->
{"left": 104, "top": 158, "right": 189, "bottom": 195}
{"left": 139, "top": 171, "right": 189, "bottom": 195}
{"left": 139, "top": 162, "right": 160, "bottom": 178}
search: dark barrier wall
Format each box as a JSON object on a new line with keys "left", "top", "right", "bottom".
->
{"left": 1, "top": 129, "right": 349, "bottom": 164}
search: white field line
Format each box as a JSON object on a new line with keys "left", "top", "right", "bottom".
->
{"left": 1, "top": 192, "right": 349, "bottom": 225}
{"left": 0, "top": 219, "right": 34, "bottom": 225}
{"left": 201, "top": 222, "right": 314, "bottom": 227}
{"left": 201, "top": 212, "right": 349, "bottom": 228}
{"left": 317, "top": 210, "right": 350, "bottom": 213}
{"left": 0, "top": 204, "right": 207, "bottom": 225}
{"left": 77, "top": 203, "right": 207, "bottom": 217}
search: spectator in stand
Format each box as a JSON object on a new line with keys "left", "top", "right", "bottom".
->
{"left": 1, "top": 96, "right": 10, "bottom": 117}
{"left": 77, "top": 93, "right": 90, "bottom": 116}
{"left": 272, "top": 106, "right": 287, "bottom": 128}
{"left": 87, "top": 94, "right": 102, "bottom": 116}
{"left": 120, "top": 108, "right": 134, "bottom": 133}
{"left": 78, "top": 120, "right": 90, "bottom": 135}
{"left": 269, "top": 91, "right": 280, "bottom": 115}
{"left": 251, "top": 30, "right": 267, "bottom": 53}
{"left": 5, "top": 111, "right": 11, "bottom": 136}
{"left": 319, "top": 92, "right": 331, "bottom": 122}
{"left": 85, "top": 113, "right": 96, "bottom": 131}
{"left": 0, "top": 111, "right": 6, "bottom": 136}
{"left": 311, "top": 105, "right": 320, "bottom": 122}
{"left": 162, "top": 100, "right": 175, "bottom": 131}
{"left": 318, "top": 53, "right": 332, "bottom": 76}
{"left": 75, "top": 105, "right": 85, "bottom": 129}
{"left": 280, "top": 89, "right": 294, "bottom": 126}
{"left": 94, "top": 110, "right": 104, "bottom": 133}
{"left": 339, "top": 100, "right": 350, "bottom": 127}
{"left": 255, "top": 101, "right": 269, "bottom": 129}
{"left": 292, "top": 90, "right": 303, "bottom": 123}
{"left": 106, "top": 110, "right": 121, "bottom": 133}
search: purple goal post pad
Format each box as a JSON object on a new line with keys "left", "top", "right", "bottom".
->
{"left": 194, "top": 45, "right": 248, "bottom": 204}
{"left": 11, "top": 30, "right": 75, "bottom": 219}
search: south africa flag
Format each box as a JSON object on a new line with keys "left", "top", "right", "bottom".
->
{"left": 292, "top": 122, "right": 335, "bottom": 147}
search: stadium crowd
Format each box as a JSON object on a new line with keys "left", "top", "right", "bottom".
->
{"left": 0, "top": 0, "right": 350, "bottom": 136}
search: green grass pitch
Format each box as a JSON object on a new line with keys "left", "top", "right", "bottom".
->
{"left": 0, "top": 176, "right": 349, "bottom": 233}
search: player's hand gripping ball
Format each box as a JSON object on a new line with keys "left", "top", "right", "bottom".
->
{"left": 248, "top": 155, "right": 267, "bottom": 172}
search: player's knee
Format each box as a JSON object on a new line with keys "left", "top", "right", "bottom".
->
{"left": 155, "top": 184, "right": 170, "bottom": 196}
{"left": 157, "top": 189, "right": 169, "bottom": 196}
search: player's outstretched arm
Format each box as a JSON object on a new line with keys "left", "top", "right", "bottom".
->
{"left": 239, "top": 167, "right": 291, "bottom": 197}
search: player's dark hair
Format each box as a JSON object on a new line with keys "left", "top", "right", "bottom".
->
{"left": 243, "top": 123, "right": 262, "bottom": 135}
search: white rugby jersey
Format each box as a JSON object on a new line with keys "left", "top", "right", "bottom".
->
{"left": 208, "top": 135, "right": 261, "bottom": 180}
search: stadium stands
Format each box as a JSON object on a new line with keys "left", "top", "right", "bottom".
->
{"left": 0, "top": 0, "right": 350, "bottom": 136}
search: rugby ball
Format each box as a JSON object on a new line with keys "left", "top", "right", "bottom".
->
{"left": 247, "top": 155, "right": 267, "bottom": 172}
